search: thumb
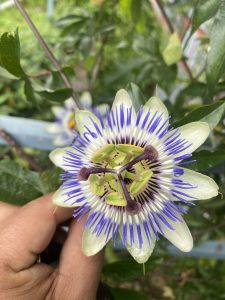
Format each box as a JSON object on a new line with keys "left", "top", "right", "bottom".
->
{"left": 56, "top": 218, "right": 104, "bottom": 300}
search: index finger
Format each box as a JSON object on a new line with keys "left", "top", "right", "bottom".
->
{"left": 0, "top": 193, "right": 73, "bottom": 272}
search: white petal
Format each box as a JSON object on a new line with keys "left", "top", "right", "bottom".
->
{"left": 80, "top": 91, "right": 92, "bottom": 109}
{"left": 179, "top": 168, "right": 219, "bottom": 200}
{"left": 46, "top": 123, "right": 62, "bottom": 134}
{"left": 112, "top": 89, "right": 133, "bottom": 110}
{"left": 53, "top": 135, "right": 72, "bottom": 146}
{"left": 121, "top": 215, "right": 156, "bottom": 264}
{"left": 162, "top": 217, "right": 193, "bottom": 252}
{"left": 49, "top": 147, "right": 69, "bottom": 169}
{"left": 82, "top": 226, "right": 111, "bottom": 256}
{"left": 112, "top": 89, "right": 136, "bottom": 117}
{"left": 126, "top": 235, "right": 156, "bottom": 264}
{"left": 75, "top": 110, "right": 102, "bottom": 137}
{"left": 96, "top": 103, "right": 110, "bottom": 115}
{"left": 52, "top": 106, "right": 65, "bottom": 118}
{"left": 143, "top": 96, "right": 169, "bottom": 121}
{"left": 168, "top": 122, "right": 210, "bottom": 156}
{"left": 50, "top": 145, "right": 85, "bottom": 174}
{"left": 65, "top": 98, "right": 76, "bottom": 110}
{"left": 111, "top": 89, "right": 137, "bottom": 134}
{"left": 53, "top": 185, "right": 83, "bottom": 207}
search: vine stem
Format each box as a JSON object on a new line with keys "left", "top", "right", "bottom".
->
{"left": 14, "top": 0, "right": 83, "bottom": 109}
{"left": 31, "top": 70, "right": 51, "bottom": 78}
{"left": 152, "top": 0, "right": 194, "bottom": 81}
{"left": 0, "top": 128, "right": 42, "bottom": 172}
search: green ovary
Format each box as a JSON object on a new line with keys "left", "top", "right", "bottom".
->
{"left": 89, "top": 144, "right": 154, "bottom": 207}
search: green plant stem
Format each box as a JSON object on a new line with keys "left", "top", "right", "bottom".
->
{"left": 153, "top": 0, "right": 194, "bottom": 81}
{"left": 14, "top": 0, "right": 83, "bottom": 109}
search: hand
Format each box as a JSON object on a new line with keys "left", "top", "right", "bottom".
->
{"left": 0, "top": 194, "right": 104, "bottom": 300}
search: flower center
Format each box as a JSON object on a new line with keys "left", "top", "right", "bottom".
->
{"left": 78, "top": 144, "right": 158, "bottom": 214}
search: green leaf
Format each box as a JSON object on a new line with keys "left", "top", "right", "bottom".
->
{"left": 56, "top": 11, "right": 90, "bottom": 36}
{"left": 192, "top": 0, "right": 221, "bottom": 32}
{"left": 109, "top": 288, "right": 148, "bottom": 300}
{"left": 24, "top": 79, "right": 37, "bottom": 103}
{"left": 0, "top": 66, "right": 18, "bottom": 80}
{"left": 36, "top": 88, "right": 73, "bottom": 102}
{"left": 102, "top": 257, "right": 162, "bottom": 282}
{"left": 173, "top": 101, "right": 225, "bottom": 130}
{"left": 0, "top": 160, "right": 44, "bottom": 205}
{"left": 206, "top": 2, "right": 225, "bottom": 92}
{"left": 56, "top": 11, "right": 90, "bottom": 27}
{"left": 192, "top": 149, "right": 225, "bottom": 171}
{"left": 40, "top": 168, "right": 61, "bottom": 193}
{"left": 126, "top": 82, "right": 146, "bottom": 111}
{"left": 0, "top": 29, "right": 26, "bottom": 78}
{"left": 104, "top": 57, "right": 149, "bottom": 85}
{"left": 161, "top": 32, "right": 182, "bottom": 66}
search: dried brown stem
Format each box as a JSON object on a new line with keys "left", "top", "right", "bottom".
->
{"left": 14, "top": 0, "right": 83, "bottom": 109}
{"left": 0, "top": 128, "right": 42, "bottom": 172}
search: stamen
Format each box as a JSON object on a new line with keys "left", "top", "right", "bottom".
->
{"left": 120, "top": 145, "right": 158, "bottom": 173}
{"left": 78, "top": 145, "right": 157, "bottom": 212}
{"left": 118, "top": 174, "right": 141, "bottom": 215}
{"left": 78, "top": 166, "right": 116, "bottom": 181}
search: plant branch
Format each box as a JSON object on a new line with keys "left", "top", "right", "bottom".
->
{"left": 181, "top": 16, "right": 191, "bottom": 43}
{"left": 30, "top": 70, "right": 51, "bottom": 78}
{"left": 154, "top": 0, "right": 174, "bottom": 32}
{"left": 14, "top": 0, "right": 83, "bottom": 109}
{"left": 0, "top": 128, "right": 42, "bottom": 172}
{"left": 153, "top": 0, "right": 194, "bottom": 81}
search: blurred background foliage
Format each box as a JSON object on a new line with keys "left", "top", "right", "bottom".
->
{"left": 1, "top": 0, "right": 225, "bottom": 299}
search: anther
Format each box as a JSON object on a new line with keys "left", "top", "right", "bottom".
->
{"left": 78, "top": 167, "right": 90, "bottom": 181}
{"left": 144, "top": 145, "right": 158, "bottom": 161}
{"left": 78, "top": 166, "right": 116, "bottom": 181}
{"left": 118, "top": 174, "right": 141, "bottom": 215}
{"left": 120, "top": 145, "right": 158, "bottom": 173}
{"left": 126, "top": 201, "right": 141, "bottom": 215}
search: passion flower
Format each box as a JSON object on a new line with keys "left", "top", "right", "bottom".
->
{"left": 49, "top": 89, "right": 218, "bottom": 263}
{"left": 47, "top": 92, "right": 108, "bottom": 146}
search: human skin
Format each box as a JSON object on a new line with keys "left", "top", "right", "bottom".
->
{"left": 0, "top": 194, "right": 104, "bottom": 300}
